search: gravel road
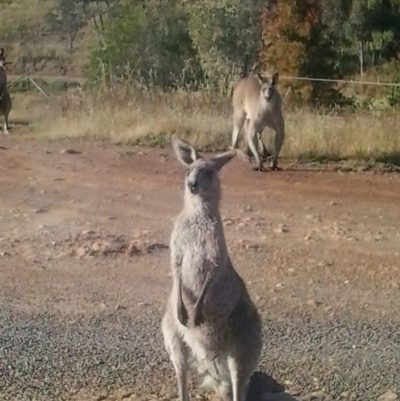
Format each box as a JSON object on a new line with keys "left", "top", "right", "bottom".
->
{"left": 1, "top": 305, "right": 399, "bottom": 401}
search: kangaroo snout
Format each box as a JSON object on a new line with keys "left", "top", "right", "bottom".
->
{"left": 187, "top": 180, "right": 198, "bottom": 194}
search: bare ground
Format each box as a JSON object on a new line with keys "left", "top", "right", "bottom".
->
{"left": 0, "top": 136, "right": 399, "bottom": 401}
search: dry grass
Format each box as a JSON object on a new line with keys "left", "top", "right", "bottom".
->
{"left": 8, "top": 87, "right": 400, "bottom": 165}
{"left": 0, "top": 0, "right": 91, "bottom": 76}
{"left": 0, "top": 0, "right": 55, "bottom": 34}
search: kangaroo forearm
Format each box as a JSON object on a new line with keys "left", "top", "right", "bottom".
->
{"left": 177, "top": 275, "right": 188, "bottom": 326}
{"left": 194, "top": 271, "right": 213, "bottom": 310}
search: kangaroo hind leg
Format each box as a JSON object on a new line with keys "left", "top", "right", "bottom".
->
{"left": 4, "top": 114, "right": 9, "bottom": 135}
{"left": 272, "top": 118, "right": 285, "bottom": 171}
{"left": 228, "top": 357, "right": 250, "bottom": 401}
{"left": 246, "top": 122, "right": 264, "bottom": 171}
{"left": 162, "top": 313, "right": 190, "bottom": 401}
{"left": 231, "top": 109, "right": 246, "bottom": 150}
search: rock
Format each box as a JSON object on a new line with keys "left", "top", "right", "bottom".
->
{"left": 91, "top": 242, "right": 102, "bottom": 252}
{"left": 223, "top": 218, "right": 235, "bottom": 226}
{"left": 60, "top": 148, "right": 81, "bottom": 154}
{"left": 235, "top": 222, "right": 246, "bottom": 231}
{"left": 103, "top": 240, "right": 126, "bottom": 255}
{"left": 34, "top": 208, "right": 47, "bottom": 214}
{"left": 377, "top": 391, "right": 398, "bottom": 401}
{"left": 75, "top": 246, "right": 88, "bottom": 258}
{"left": 146, "top": 243, "right": 169, "bottom": 253}
{"left": 82, "top": 230, "right": 96, "bottom": 236}
{"left": 245, "top": 243, "right": 261, "bottom": 251}
{"left": 301, "top": 391, "right": 333, "bottom": 401}
{"left": 274, "top": 224, "right": 289, "bottom": 234}
{"left": 128, "top": 244, "right": 141, "bottom": 256}
{"left": 259, "top": 392, "right": 301, "bottom": 401}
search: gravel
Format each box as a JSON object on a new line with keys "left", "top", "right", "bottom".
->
{"left": 0, "top": 305, "right": 399, "bottom": 401}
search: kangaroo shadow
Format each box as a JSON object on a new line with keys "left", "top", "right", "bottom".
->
{"left": 246, "top": 371, "right": 299, "bottom": 401}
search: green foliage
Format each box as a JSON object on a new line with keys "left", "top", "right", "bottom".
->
{"left": 39, "top": 0, "right": 400, "bottom": 108}
{"left": 386, "top": 67, "right": 400, "bottom": 107}
{"left": 187, "top": 0, "right": 264, "bottom": 93}
{"left": 45, "top": 0, "right": 88, "bottom": 51}
{"left": 86, "top": 0, "right": 264, "bottom": 93}
{"left": 87, "top": 0, "right": 200, "bottom": 88}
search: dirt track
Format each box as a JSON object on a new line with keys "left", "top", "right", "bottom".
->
{"left": 0, "top": 136, "right": 400, "bottom": 401}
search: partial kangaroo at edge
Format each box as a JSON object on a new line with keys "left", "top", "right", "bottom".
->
{"left": 0, "top": 47, "right": 12, "bottom": 135}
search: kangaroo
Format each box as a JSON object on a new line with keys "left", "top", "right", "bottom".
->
{"left": 0, "top": 48, "right": 12, "bottom": 135}
{"left": 231, "top": 55, "right": 270, "bottom": 166}
{"left": 162, "top": 135, "right": 262, "bottom": 401}
{"left": 230, "top": 71, "right": 285, "bottom": 171}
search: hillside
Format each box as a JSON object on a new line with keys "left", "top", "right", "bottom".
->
{"left": 0, "top": 0, "right": 90, "bottom": 76}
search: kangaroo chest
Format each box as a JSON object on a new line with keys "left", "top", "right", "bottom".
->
{"left": 182, "top": 227, "right": 222, "bottom": 291}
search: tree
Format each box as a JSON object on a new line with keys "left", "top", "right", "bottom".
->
{"left": 46, "top": 0, "right": 88, "bottom": 52}
{"left": 261, "top": 0, "right": 342, "bottom": 106}
{"left": 187, "top": 0, "right": 265, "bottom": 93}
{"left": 87, "top": 0, "right": 199, "bottom": 88}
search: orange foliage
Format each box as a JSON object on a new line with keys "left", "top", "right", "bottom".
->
{"left": 260, "top": 0, "right": 323, "bottom": 103}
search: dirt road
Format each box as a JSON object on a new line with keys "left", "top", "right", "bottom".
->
{"left": 0, "top": 136, "right": 399, "bottom": 401}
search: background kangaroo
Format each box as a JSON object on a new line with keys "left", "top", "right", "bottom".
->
{"left": 0, "top": 48, "right": 12, "bottom": 135}
{"left": 162, "top": 135, "right": 262, "bottom": 401}
{"left": 230, "top": 69, "right": 285, "bottom": 171}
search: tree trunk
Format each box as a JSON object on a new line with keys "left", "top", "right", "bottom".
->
{"left": 371, "top": 42, "right": 375, "bottom": 65}
{"left": 359, "top": 41, "right": 364, "bottom": 75}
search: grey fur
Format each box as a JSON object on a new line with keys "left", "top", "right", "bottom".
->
{"left": 0, "top": 48, "right": 12, "bottom": 135}
{"left": 162, "top": 135, "right": 262, "bottom": 401}
{"left": 230, "top": 72, "right": 285, "bottom": 171}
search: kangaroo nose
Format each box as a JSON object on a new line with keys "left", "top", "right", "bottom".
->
{"left": 188, "top": 181, "right": 197, "bottom": 193}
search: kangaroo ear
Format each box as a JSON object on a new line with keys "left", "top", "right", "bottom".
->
{"left": 272, "top": 71, "right": 279, "bottom": 85}
{"left": 171, "top": 135, "right": 202, "bottom": 167}
{"left": 0, "top": 48, "right": 4, "bottom": 57}
{"left": 210, "top": 149, "right": 237, "bottom": 171}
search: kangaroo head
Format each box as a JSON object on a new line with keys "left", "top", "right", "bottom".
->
{"left": 257, "top": 72, "right": 279, "bottom": 102}
{"left": 171, "top": 135, "right": 236, "bottom": 202}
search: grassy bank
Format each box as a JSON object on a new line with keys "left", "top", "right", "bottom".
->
{"left": 8, "top": 88, "right": 400, "bottom": 165}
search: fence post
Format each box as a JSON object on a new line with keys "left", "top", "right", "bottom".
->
{"left": 26, "top": 66, "right": 30, "bottom": 92}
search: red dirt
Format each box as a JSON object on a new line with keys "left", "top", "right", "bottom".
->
{"left": 0, "top": 136, "right": 400, "bottom": 399}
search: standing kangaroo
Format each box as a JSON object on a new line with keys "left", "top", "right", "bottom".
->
{"left": 162, "top": 135, "right": 262, "bottom": 401}
{"left": 230, "top": 72, "right": 285, "bottom": 171}
{"left": 0, "top": 48, "right": 12, "bottom": 135}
